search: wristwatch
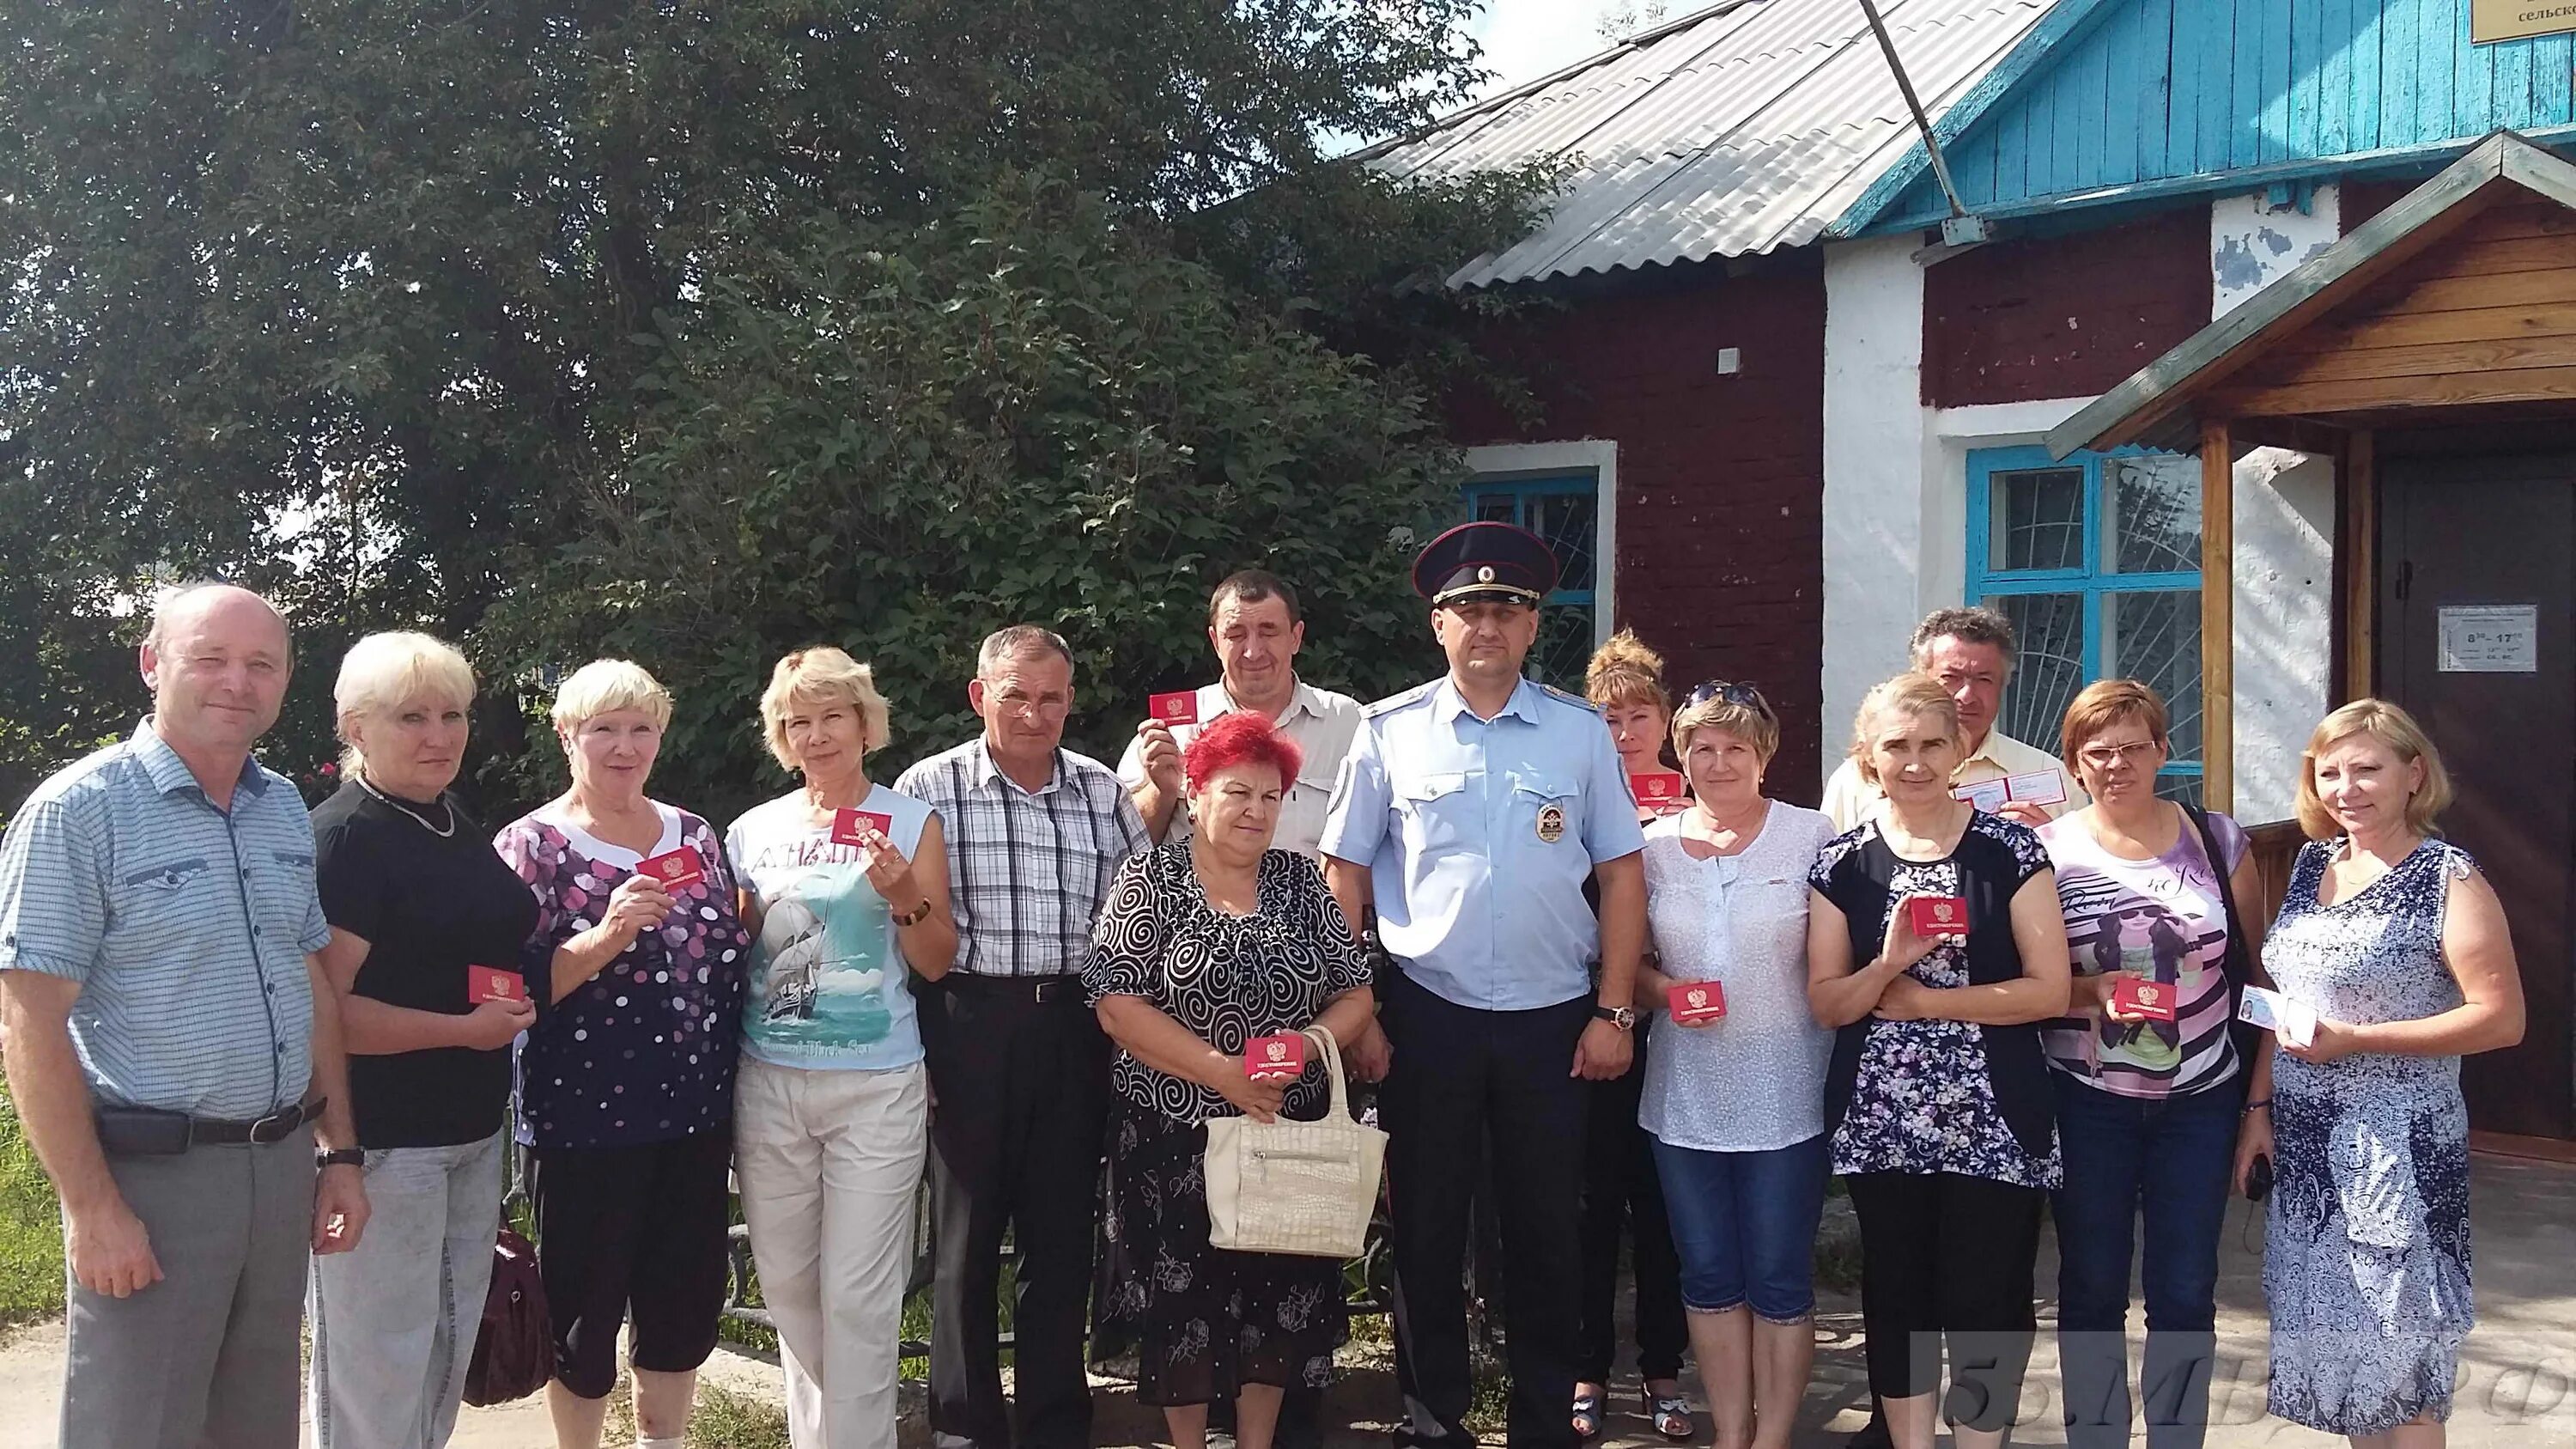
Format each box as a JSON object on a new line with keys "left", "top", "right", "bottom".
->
{"left": 890, "top": 898, "right": 935, "bottom": 928}
{"left": 1592, "top": 1005, "right": 1637, "bottom": 1032}
{"left": 316, "top": 1148, "right": 364, "bottom": 1170}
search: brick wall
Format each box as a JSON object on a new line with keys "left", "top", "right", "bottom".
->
{"left": 1923, "top": 205, "right": 2213, "bottom": 406}
{"left": 1450, "top": 255, "right": 1829, "bottom": 801}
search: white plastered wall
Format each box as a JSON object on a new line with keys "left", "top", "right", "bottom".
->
{"left": 1821, "top": 192, "right": 2342, "bottom": 819}
{"left": 2214, "top": 186, "right": 2340, "bottom": 824}
{"left": 1820, "top": 235, "right": 1936, "bottom": 783}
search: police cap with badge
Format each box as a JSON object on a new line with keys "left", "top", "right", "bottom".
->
{"left": 1413, "top": 521, "right": 1561, "bottom": 609}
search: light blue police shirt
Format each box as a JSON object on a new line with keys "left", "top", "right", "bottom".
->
{"left": 0, "top": 720, "right": 331, "bottom": 1119}
{"left": 1319, "top": 676, "right": 1646, "bottom": 1011}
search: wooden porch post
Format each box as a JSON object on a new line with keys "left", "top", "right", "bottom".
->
{"left": 2201, "top": 418, "right": 2233, "bottom": 813}
{"left": 2341, "top": 429, "right": 2377, "bottom": 703}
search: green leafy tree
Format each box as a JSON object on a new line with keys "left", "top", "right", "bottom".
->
{"left": 481, "top": 179, "right": 1465, "bottom": 824}
{"left": 0, "top": 2, "right": 1546, "bottom": 815}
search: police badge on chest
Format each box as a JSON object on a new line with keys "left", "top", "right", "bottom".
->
{"left": 1535, "top": 802, "right": 1566, "bottom": 843}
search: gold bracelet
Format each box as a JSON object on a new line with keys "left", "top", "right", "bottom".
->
{"left": 890, "top": 898, "right": 935, "bottom": 928}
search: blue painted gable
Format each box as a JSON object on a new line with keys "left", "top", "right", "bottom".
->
{"left": 1840, "top": 0, "right": 2576, "bottom": 234}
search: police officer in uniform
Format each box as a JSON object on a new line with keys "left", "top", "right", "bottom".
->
{"left": 1320, "top": 521, "right": 1649, "bottom": 1449}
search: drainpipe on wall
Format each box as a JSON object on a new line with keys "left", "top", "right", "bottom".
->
{"left": 1856, "top": 0, "right": 1992, "bottom": 247}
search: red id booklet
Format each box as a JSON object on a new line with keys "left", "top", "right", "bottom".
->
{"left": 1148, "top": 691, "right": 1200, "bottom": 726}
{"left": 637, "top": 848, "right": 704, "bottom": 891}
{"left": 1628, "top": 771, "right": 1687, "bottom": 811}
{"left": 1905, "top": 895, "right": 1968, "bottom": 935}
{"left": 467, "top": 966, "right": 526, "bottom": 1004}
{"left": 2111, "top": 975, "right": 2178, "bottom": 1021}
{"left": 830, "top": 808, "right": 896, "bottom": 847}
{"left": 1244, "top": 1032, "right": 1308, "bottom": 1081}
{"left": 1667, "top": 980, "right": 1728, "bottom": 1026}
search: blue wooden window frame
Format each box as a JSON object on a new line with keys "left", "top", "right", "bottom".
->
{"left": 1461, "top": 473, "right": 1598, "bottom": 610}
{"left": 1462, "top": 472, "right": 1601, "bottom": 689}
{"left": 1965, "top": 444, "right": 2203, "bottom": 789}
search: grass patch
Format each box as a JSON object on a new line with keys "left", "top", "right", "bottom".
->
{"left": 0, "top": 1089, "right": 67, "bottom": 1328}
{"left": 690, "top": 1384, "right": 793, "bottom": 1448}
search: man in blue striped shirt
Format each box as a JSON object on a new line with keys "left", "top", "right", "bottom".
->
{"left": 0, "top": 582, "right": 368, "bottom": 1449}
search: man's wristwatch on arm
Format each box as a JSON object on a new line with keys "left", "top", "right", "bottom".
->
{"left": 1592, "top": 1005, "right": 1637, "bottom": 1032}
{"left": 317, "top": 1148, "right": 364, "bottom": 1170}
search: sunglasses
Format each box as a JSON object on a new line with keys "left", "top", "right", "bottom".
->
{"left": 1681, "top": 679, "right": 1771, "bottom": 715}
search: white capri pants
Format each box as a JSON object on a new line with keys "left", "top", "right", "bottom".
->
{"left": 735, "top": 1056, "right": 931, "bottom": 1449}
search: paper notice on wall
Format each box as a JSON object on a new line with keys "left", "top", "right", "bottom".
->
{"left": 2437, "top": 605, "right": 2539, "bottom": 673}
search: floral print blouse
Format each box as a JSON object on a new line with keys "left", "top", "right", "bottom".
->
{"left": 496, "top": 802, "right": 751, "bottom": 1151}
{"left": 1810, "top": 813, "right": 2063, "bottom": 1189}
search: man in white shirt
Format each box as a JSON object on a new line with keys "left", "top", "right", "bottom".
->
{"left": 1820, "top": 605, "right": 2090, "bottom": 831}
{"left": 1119, "top": 569, "right": 1363, "bottom": 858}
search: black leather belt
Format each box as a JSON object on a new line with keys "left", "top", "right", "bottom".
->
{"left": 192, "top": 1097, "right": 325, "bottom": 1145}
{"left": 94, "top": 1097, "right": 325, "bottom": 1156}
{"left": 943, "top": 973, "right": 1082, "bottom": 1004}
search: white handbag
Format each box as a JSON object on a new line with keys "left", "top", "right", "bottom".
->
{"left": 1201, "top": 1026, "right": 1386, "bottom": 1258}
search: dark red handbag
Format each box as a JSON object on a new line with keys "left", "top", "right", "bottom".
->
{"left": 464, "top": 1223, "right": 550, "bottom": 1405}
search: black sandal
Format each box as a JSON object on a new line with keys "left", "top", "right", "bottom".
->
{"left": 1649, "top": 1388, "right": 1694, "bottom": 1441}
{"left": 1571, "top": 1387, "right": 1605, "bottom": 1440}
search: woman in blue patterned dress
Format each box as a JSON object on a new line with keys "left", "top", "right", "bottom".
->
{"left": 2261, "top": 699, "right": 2523, "bottom": 1446}
{"left": 1807, "top": 673, "right": 2070, "bottom": 1449}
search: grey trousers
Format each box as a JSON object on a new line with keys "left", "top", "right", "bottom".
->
{"left": 61, "top": 1124, "right": 314, "bottom": 1449}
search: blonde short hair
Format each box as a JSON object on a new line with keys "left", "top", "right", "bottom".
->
{"left": 1849, "top": 673, "right": 1962, "bottom": 787}
{"left": 550, "top": 659, "right": 672, "bottom": 734}
{"left": 334, "top": 631, "right": 477, "bottom": 775}
{"left": 1584, "top": 630, "right": 1668, "bottom": 713}
{"left": 1672, "top": 685, "right": 1781, "bottom": 765}
{"left": 760, "top": 647, "right": 893, "bottom": 770}
{"left": 2295, "top": 697, "right": 2452, "bottom": 841}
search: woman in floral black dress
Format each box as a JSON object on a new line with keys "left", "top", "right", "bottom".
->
{"left": 1084, "top": 711, "right": 1377, "bottom": 1449}
{"left": 1805, "top": 673, "right": 2070, "bottom": 1449}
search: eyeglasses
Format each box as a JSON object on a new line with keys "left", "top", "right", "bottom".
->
{"left": 1681, "top": 679, "right": 1771, "bottom": 715}
{"left": 2076, "top": 740, "right": 2163, "bottom": 771}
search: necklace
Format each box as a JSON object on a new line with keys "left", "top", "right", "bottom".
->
{"left": 358, "top": 775, "right": 457, "bottom": 838}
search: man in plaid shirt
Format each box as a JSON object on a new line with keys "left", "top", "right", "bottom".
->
{"left": 896, "top": 624, "right": 1150, "bottom": 1449}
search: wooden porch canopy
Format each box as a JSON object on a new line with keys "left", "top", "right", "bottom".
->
{"left": 2044, "top": 130, "right": 2576, "bottom": 812}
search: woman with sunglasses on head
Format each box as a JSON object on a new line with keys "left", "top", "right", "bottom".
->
{"left": 2037, "top": 680, "right": 2271, "bottom": 1449}
{"left": 1569, "top": 633, "right": 1691, "bottom": 1441}
{"left": 1634, "top": 679, "right": 1836, "bottom": 1449}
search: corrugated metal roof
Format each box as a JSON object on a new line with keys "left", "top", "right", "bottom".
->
{"left": 1367, "top": 0, "right": 2062, "bottom": 287}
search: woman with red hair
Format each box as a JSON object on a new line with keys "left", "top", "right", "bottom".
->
{"left": 1083, "top": 710, "right": 1378, "bottom": 1449}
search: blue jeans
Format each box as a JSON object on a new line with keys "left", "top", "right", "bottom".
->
{"left": 2050, "top": 1074, "right": 2242, "bottom": 1449}
{"left": 1648, "top": 1133, "right": 1829, "bottom": 1322}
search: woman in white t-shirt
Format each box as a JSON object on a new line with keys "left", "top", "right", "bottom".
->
{"left": 1636, "top": 681, "right": 1836, "bottom": 1449}
{"left": 727, "top": 648, "right": 959, "bottom": 1449}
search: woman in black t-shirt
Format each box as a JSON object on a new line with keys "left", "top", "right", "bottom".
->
{"left": 307, "top": 632, "right": 540, "bottom": 1449}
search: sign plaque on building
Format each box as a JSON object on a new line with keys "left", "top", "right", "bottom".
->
{"left": 2473, "top": 0, "right": 2576, "bottom": 44}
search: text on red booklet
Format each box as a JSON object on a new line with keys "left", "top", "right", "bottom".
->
{"left": 1905, "top": 895, "right": 1968, "bottom": 935}
{"left": 1244, "top": 1032, "right": 1308, "bottom": 1081}
{"left": 467, "top": 966, "right": 526, "bottom": 1004}
{"left": 638, "top": 848, "right": 704, "bottom": 890}
{"left": 2111, "top": 974, "right": 2178, "bottom": 1022}
{"left": 831, "top": 809, "right": 896, "bottom": 847}
{"left": 1667, "top": 980, "right": 1728, "bottom": 1026}
{"left": 1628, "top": 771, "right": 1686, "bottom": 807}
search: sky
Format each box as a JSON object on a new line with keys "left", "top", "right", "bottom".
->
{"left": 1463, "top": 0, "right": 1635, "bottom": 100}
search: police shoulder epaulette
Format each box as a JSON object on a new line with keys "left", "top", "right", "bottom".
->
{"left": 1363, "top": 679, "right": 1441, "bottom": 719}
{"left": 1535, "top": 682, "right": 1597, "bottom": 712}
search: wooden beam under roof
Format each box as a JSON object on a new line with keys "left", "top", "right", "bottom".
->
{"left": 2042, "top": 131, "right": 2576, "bottom": 460}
